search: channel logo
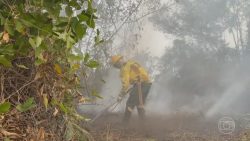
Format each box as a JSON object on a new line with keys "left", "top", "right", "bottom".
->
{"left": 218, "top": 116, "right": 235, "bottom": 135}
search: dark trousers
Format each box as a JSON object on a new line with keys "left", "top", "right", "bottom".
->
{"left": 123, "top": 82, "right": 152, "bottom": 123}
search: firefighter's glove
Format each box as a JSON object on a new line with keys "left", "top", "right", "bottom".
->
{"left": 117, "top": 95, "right": 123, "bottom": 102}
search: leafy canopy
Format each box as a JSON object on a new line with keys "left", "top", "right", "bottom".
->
{"left": 0, "top": 0, "right": 98, "bottom": 67}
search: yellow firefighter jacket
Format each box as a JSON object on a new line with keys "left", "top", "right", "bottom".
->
{"left": 120, "top": 60, "right": 150, "bottom": 95}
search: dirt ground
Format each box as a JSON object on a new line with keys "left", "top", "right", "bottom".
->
{"left": 85, "top": 112, "right": 250, "bottom": 141}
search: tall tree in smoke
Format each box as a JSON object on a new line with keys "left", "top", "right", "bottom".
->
{"left": 149, "top": 0, "right": 250, "bottom": 113}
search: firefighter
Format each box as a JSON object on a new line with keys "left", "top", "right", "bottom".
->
{"left": 111, "top": 55, "right": 152, "bottom": 123}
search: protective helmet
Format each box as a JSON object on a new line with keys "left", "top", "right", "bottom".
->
{"left": 111, "top": 55, "right": 123, "bottom": 65}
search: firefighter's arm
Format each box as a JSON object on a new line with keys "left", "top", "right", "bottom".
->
{"left": 119, "top": 66, "right": 130, "bottom": 97}
{"left": 139, "top": 67, "right": 150, "bottom": 82}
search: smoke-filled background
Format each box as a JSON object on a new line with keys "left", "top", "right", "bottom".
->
{"left": 146, "top": 0, "right": 250, "bottom": 118}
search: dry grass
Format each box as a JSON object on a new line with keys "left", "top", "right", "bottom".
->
{"left": 89, "top": 112, "right": 250, "bottom": 141}
{"left": 0, "top": 56, "right": 66, "bottom": 140}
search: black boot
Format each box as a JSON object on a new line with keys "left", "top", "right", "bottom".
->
{"left": 137, "top": 106, "right": 145, "bottom": 121}
{"left": 122, "top": 106, "right": 133, "bottom": 123}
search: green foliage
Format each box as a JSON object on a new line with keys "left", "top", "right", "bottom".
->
{"left": 0, "top": 1, "right": 100, "bottom": 139}
{"left": 0, "top": 2, "right": 102, "bottom": 141}
{"left": 0, "top": 102, "right": 11, "bottom": 114}
{"left": 0, "top": 0, "right": 100, "bottom": 103}
{"left": 0, "top": 0, "right": 99, "bottom": 68}
{"left": 0, "top": 55, "right": 12, "bottom": 67}
{"left": 85, "top": 60, "right": 99, "bottom": 68}
{"left": 84, "top": 53, "right": 90, "bottom": 63}
{"left": 51, "top": 99, "right": 69, "bottom": 114}
{"left": 16, "top": 97, "right": 36, "bottom": 112}
{"left": 82, "top": 53, "right": 100, "bottom": 68}
{"left": 94, "top": 29, "right": 104, "bottom": 46}
{"left": 91, "top": 90, "right": 103, "bottom": 99}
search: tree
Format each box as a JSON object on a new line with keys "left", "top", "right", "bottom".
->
{"left": 150, "top": 0, "right": 250, "bottom": 114}
{"left": 0, "top": 0, "right": 98, "bottom": 140}
{"left": 151, "top": 0, "right": 250, "bottom": 51}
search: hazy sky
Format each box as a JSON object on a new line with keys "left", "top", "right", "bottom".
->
{"left": 137, "top": 0, "right": 238, "bottom": 57}
{"left": 137, "top": 20, "right": 171, "bottom": 57}
{"left": 136, "top": 0, "right": 173, "bottom": 57}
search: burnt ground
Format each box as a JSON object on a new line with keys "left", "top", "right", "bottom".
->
{"left": 85, "top": 112, "right": 250, "bottom": 141}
